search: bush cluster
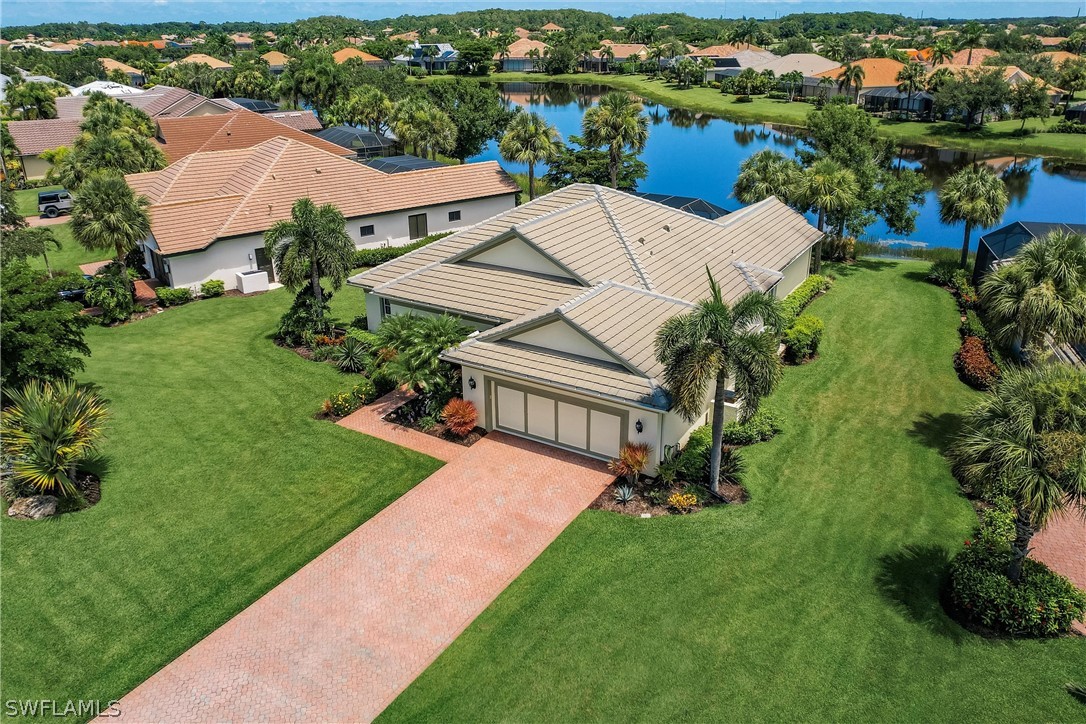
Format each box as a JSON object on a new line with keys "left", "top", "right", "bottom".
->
{"left": 949, "top": 544, "right": 1086, "bottom": 637}
{"left": 676, "top": 426, "right": 746, "bottom": 486}
{"left": 780, "top": 274, "right": 832, "bottom": 322}
{"left": 84, "top": 273, "right": 135, "bottom": 324}
{"left": 719, "top": 408, "right": 781, "bottom": 446}
{"left": 352, "top": 231, "right": 454, "bottom": 269}
{"left": 955, "top": 336, "right": 1000, "bottom": 390}
{"left": 441, "top": 398, "right": 477, "bottom": 437}
{"left": 959, "top": 310, "right": 989, "bottom": 343}
{"left": 783, "top": 314, "right": 825, "bottom": 362}
{"left": 1051, "top": 119, "right": 1086, "bottom": 134}
{"left": 200, "top": 280, "right": 225, "bottom": 298}
{"left": 668, "top": 492, "right": 699, "bottom": 512}
{"left": 155, "top": 286, "right": 193, "bottom": 307}
{"left": 821, "top": 236, "right": 855, "bottom": 262}
{"left": 951, "top": 269, "right": 977, "bottom": 310}
{"left": 321, "top": 379, "right": 378, "bottom": 417}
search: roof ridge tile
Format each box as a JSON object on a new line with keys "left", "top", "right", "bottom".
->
{"left": 595, "top": 186, "right": 654, "bottom": 290}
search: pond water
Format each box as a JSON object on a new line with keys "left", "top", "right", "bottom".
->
{"left": 471, "top": 82, "right": 1086, "bottom": 251}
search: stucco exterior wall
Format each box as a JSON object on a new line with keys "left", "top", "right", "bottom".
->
{"left": 20, "top": 155, "right": 51, "bottom": 180}
{"left": 466, "top": 236, "right": 570, "bottom": 277}
{"left": 166, "top": 233, "right": 268, "bottom": 290}
{"left": 776, "top": 247, "right": 813, "bottom": 298}
{"left": 507, "top": 321, "right": 613, "bottom": 362}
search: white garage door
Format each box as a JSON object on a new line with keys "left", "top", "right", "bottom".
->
{"left": 493, "top": 382, "right": 624, "bottom": 458}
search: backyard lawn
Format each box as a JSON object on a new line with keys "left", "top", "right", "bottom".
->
{"left": 380, "top": 261, "right": 1086, "bottom": 722}
{"left": 0, "top": 285, "right": 443, "bottom": 712}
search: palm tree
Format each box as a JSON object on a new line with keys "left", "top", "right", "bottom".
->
{"left": 820, "top": 35, "right": 845, "bottom": 63}
{"left": 596, "top": 45, "right": 614, "bottom": 72}
{"left": 929, "top": 38, "right": 955, "bottom": 66}
{"left": 732, "top": 149, "right": 801, "bottom": 205}
{"left": 780, "top": 70, "right": 804, "bottom": 100}
{"left": 729, "top": 18, "right": 761, "bottom": 49}
{"left": 957, "top": 20, "right": 985, "bottom": 66}
{"left": 581, "top": 92, "right": 649, "bottom": 189}
{"left": 499, "top": 111, "right": 561, "bottom": 200}
{"left": 263, "top": 198, "right": 354, "bottom": 306}
{"left": 1, "top": 378, "right": 108, "bottom": 498}
{"left": 655, "top": 271, "right": 784, "bottom": 494}
{"left": 795, "top": 159, "right": 860, "bottom": 270}
{"left": 837, "top": 62, "right": 865, "bottom": 104}
{"left": 980, "top": 230, "right": 1086, "bottom": 355}
{"left": 949, "top": 364, "right": 1086, "bottom": 582}
{"left": 938, "top": 165, "right": 1009, "bottom": 269}
{"left": 421, "top": 44, "right": 440, "bottom": 75}
{"left": 70, "top": 173, "right": 151, "bottom": 293}
{"left": 817, "top": 75, "right": 835, "bottom": 100}
{"left": 896, "top": 61, "right": 927, "bottom": 117}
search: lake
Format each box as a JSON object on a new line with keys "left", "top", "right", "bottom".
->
{"left": 471, "top": 82, "right": 1086, "bottom": 251}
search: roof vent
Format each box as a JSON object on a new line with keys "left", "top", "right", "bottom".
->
{"left": 637, "top": 237, "right": 645, "bottom": 244}
{"left": 315, "top": 167, "right": 321, "bottom": 174}
{"left": 663, "top": 224, "right": 671, "bottom": 232}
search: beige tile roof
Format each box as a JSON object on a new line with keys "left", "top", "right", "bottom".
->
{"left": 748, "top": 53, "right": 840, "bottom": 77}
{"left": 262, "top": 110, "right": 322, "bottom": 131}
{"left": 260, "top": 50, "right": 291, "bottom": 67}
{"left": 100, "top": 57, "right": 142, "bottom": 75}
{"left": 498, "top": 38, "right": 549, "bottom": 59}
{"left": 592, "top": 43, "right": 647, "bottom": 59}
{"left": 332, "top": 47, "right": 384, "bottom": 64}
{"left": 689, "top": 43, "right": 764, "bottom": 57}
{"left": 7, "top": 118, "right": 82, "bottom": 156}
{"left": 154, "top": 109, "right": 343, "bottom": 163}
{"left": 166, "top": 53, "right": 233, "bottom": 70}
{"left": 125, "top": 137, "right": 518, "bottom": 255}
{"left": 55, "top": 86, "right": 239, "bottom": 120}
{"left": 816, "top": 57, "right": 905, "bottom": 88}
{"left": 1036, "top": 50, "right": 1080, "bottom": 67}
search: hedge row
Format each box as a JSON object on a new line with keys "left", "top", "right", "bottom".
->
{"left": 352, "top": 231, "right": 454, "bottom": 269}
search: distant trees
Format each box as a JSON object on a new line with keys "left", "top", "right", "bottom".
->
{"left": 1008, "top": 79, "right": 1051, "bottom": 132}
{"left": 424, "top": 79, "right": 515, "bottom": 161}
{"left": 543, "top": 134, "right": 647, "bottom": 191}
{"left": 932, "top": 68, "right": 1010, "bottom": 130}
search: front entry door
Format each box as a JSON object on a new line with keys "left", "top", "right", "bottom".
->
{"left": 254, "top": 248, "right": 275, "bottom": 280}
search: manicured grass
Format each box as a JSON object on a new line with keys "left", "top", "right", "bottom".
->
{"left": 14, "top": 185, "right": 63, "bottom": 217}
{"left": 28, "top": 222, "right": 104, "bottom": 276}
{"left": 422, "top": 73, "right": 1086, "bottom": 162}
{"left": 0, "top": 285, "right": 442, "bottom": 714}
{"left": 380, "top": 261, "right": 1085, "bottom": 722}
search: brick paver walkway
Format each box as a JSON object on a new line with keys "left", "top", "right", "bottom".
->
{"left": 111, "top": 398, "right": 613, "bottom": 722}
{"left": 336, "top": 389, "right": 465, "bottom": 463}
{"left": 1030, "top": 507, "right": 1086, "bottom": 635}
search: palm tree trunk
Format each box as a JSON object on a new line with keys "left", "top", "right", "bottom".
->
{"left": 528, "top": 161, "right": 536, "bottom": 200}
{"left": 959, "top": 221, "right": 973, "bottom": 269}
{"left": 42, "top": 251, "right": 53, "bottom": 278}
{"left": 708, "top": 374, "right": 728, "bottom": 495}
{"left": 116, "top": 245, "right": 132, "bottom": 295}
{"left": 311, "top": 261, "right": 322, "bottom": 305}
{"left": 1008, "top": 508, "right": 1035, "bottom": 583}
{"left": 609, "top": 145, "right": 620, "bottom": 189}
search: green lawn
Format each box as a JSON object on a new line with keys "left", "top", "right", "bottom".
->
{"left": 421, "top": 73, "right": 1086, "bottom": 162}
{"left": 380, "top": 261, "right": 1085, "bottom": 722}
{"left": 0, "top": 285, "right": 442, "bottom": 714}
{"left": 31, "top": 223, "right": 104, "bottom": 276}
{"left": 14, "top": 185, "right": 63, "bottom": 217}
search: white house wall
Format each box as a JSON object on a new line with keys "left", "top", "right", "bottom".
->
{"left": 506, "top": 320, "right": 616, "bottom": 363}
{"left": 776, "top": 247, "right": 812, "bottom": 298}
{"left": 464, "top": 236, "right": 572, "bottom": 278}
{"left": 166, "top": 233, "right": 267, "bottom": 290}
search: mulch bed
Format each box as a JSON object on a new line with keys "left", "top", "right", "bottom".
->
{"left": 590, "top": 476, "right": 747, "bottom": 517}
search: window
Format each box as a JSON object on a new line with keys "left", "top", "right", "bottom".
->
{"left": 360, "top": 224, "right": 375, "bottom": 237}
{"left": 381, "top": 298, "right": 391, "bottom": 318}
{"left": 408, "top": 213, "right": 428, "bottom": 240}
{"left": 448, "top": 210, "right": 461, "bottom": 222}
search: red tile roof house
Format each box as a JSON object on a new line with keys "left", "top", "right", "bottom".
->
{"left": 123, "top": 137, "right": 518, "bottom": 292}
{"left": 349, "top": 184, "right": 822, "bottom": 465}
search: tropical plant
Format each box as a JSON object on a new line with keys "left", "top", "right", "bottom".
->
{"left": 613, "top": 484, "right": 635, "bottom": 505}
{"left": 581, "top": 92, "right": 649, "bottom": 189}
{"left": 938, "top": 165, "right": 1009, "bottom": 269}
{"left": 332, "top": 337, "right": 372, "bottom": 373}
{"left": 837, "top": 62, "right": 865, "bottom": 103}
{"left": 957, "top": 20, "right": 986, "bottom": 66}
{"left": 264, "top": 197, "right": 354, "bottom": 306}
{"left": 70, "top": 173, "right": 151, "bottom": 294}
{"left": 732, "top": 149, "right": 801, "bottom": 205}
{"left": 655, "top": 270, "right": 784, "bottom": 494}
{"left": 980, "top": 230, "right": 1086, "bottom": 355}
{"left": 376, "top": 314, "right": 472, "bottom": 393}
{"left": 1, "top": 379, "right": 108, "bottom": 498}
{"left": 929, "top": 38, "right": 955, "bottom": 66}
{"left": 794, "top": 158, "right": 859, "bottom": 270}
{"left": 440, "top": 397, "right": 477, "bottom": 437}
{"left": 596, "top": 45, "right": 614, "bottom": 71}
{"left": 1, "top": 227, "right": 62, "bottom": 277}
{"left": 499, "top": 111, "right": 561, "bottom": 200}
{"left": 779, "top": 70, "right": 804, "bottom": 100}
{"left": 948, "top": 364, "right": 1086, "bottom": 582}
{"left": 608, "top": 441, "right": 653, "bottom": 487}
{"left": 896, "top": 62, "right": 927, "bottom": 118}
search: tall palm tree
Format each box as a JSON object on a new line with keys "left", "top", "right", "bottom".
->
{"left": 597, "top": 45, "right": 614, "bottom": 72}
{"left": 499, "top": 111, "right": 561, "bottom": 200}
{"left": 837, "top": 62, "right": 865, "bottom": 104}
{"left": 780, "top": 70, "right": 804, "bottom": 100}
{"left": 929, "top": 38, "right": 955, "bottom": 66}
{"left": 938, "top": 165, "right": 1009, "bottom": 269}
{"left": 729, "top": 18, "right": 761, "bottom": 49}
{"left": 820, "top": 35, "right": 845, "bottom": 63}
{"left": 655, "top": 271, "right": 784, "bottom": 494}
{"left": 957, "top": 20, "right": 985, "bottom": 66}
{"left": 581, "top": 91, "right": 649, "bottom": 189}
{"left": 949, "top": 364, "right": 1086, "bottom": 582}
{"left": 896, "top": 61, "right": 927, "bottom": 117}
{"left": 795, "top": 159, "right": 859, "bottom": 270}
{"left": 732, "top": 149, "right": 801, "bottom": 205}
{"left": 980, "top": 230, "right": 1086, "bottom": 355}
{"left": 70, "top": 173, "right": 151, "bottom": 293}
{"left": 421, "top": 44, "right": 440, "bottom": 75}
{"left": 263, "top": 198, "right": 354, "bottom": 306}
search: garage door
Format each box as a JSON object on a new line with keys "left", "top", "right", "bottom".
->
{"left": 493, "top": 382, "right": 624, "bottom": 459}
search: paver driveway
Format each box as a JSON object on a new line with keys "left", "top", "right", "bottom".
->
{"left": 112, "top": 430, "right": 612, "bottom": 723}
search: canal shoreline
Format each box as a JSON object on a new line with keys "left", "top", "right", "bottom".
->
{"left": 414, "top": 73, "right": 1086, "bottom": 163}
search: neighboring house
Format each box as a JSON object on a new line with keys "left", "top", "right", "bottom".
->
{"left": 1037, "top": 36, "right": 1068, "bottom": 48}
{"left": 1035, "top": 50, "right": 1080, "bottom": 69}
{"left": 124, "top": 137, "right": 518, "bottom": 291}
{"left": 260, "top": 50, "right": 291, "bottom": 74}
{"left": 5, "top": 118, "right": 82, "bottom": 179}
{"left": 228, "top": 97, "right": 281, "bottom": 113}
{"left": 972, "top": 220, "right": 1086, "bottom": 284}
{"left": 389, "top": 31, "right": 420, "bottom": 42}
{"left": 260, "top": 110, "right": 323, "bottom": 131}
{"left": 1065, "top": 101, "right": 1086, "bottom": 123}
{"left": 933, "top": 64, "right": 1065, "bottom": 103}
{"left": 71, "top": 80, "right": 144, "bottom": 96}
{"left": 393, "top": 42, "right": 459, "bottom": 71}
{"left": 590, "top": 42, "right": 648, "bottom": 71}
{"left": 331, "top": 47, "right": 389, "bottom": 67}
{"left": 693, "top": 45, "right": 779, "bottom": 81}
{"left": 152, "top": 109, "right": 346, "bottom": 163}
{"left": 364, "top": 154, "right": 447, "bottom": 173}
{"left": 497, "top": 38, "right": 550, "bottom": 72}
{"left": 739, "top": 53, "right": 842, "bottom": 97}
{"left": 540, "top": 22, "right": 564, "bottom": 33}
{"left": 100, "top": 57, "right": 145, "bottom": 86}
{"left": 55, "top": 85, "right": 240, "bottom": 120}
{"left": 313, "top": 125, "right": 397, "bottom": 159}
{"left": 349, "top": 184, "right": 821, "bottom": 465}
{"left": 229, "top": 33, "right": 254, "bottom": 50}
{"left": 815, "top": 57, "right": 906, "bottom": 100}
{"left": 166, "top": 53, "right": 233, "bottom": 71}
{"left": 631, "top": 192, "right": 730, "bottom": 219}
{"left": 946, "top": 48, "right": 999, "bottom": 66}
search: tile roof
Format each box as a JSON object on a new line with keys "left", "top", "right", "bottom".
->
{"left": 748, "top": 53, "right": 840, "bottom": 77}
{"left": 100, "top": 57, "right": 142, "bottom": 75}
{"left": 166, "top": 53, "right": 233, "bottom": 70}
{"left": 689, "top": 43, "right": 764, "bottom": 57}
{"left": 947, "top": 48, "right": 998, "bottom": 66}
{"left": 153, "top": 109, "right": 347, "bottom": 163}
{"left": 260, "top": 50, "right": 292, "bottom": 67}
{"left": 499, "top": 38, "right": 549, "bottom": 59}
{"left": 540, "top": 22, "right": 563, "bottom": 31}
{"left": 55, "top": 85, "right": 239, "bottom": 120}
{"left": 332, "top": 47, "right": 384, "bottom": 64}
{"left": 1036, "top": 50, "right": 1080, "bottom": 67}
{"left": 261, "top": 110, "right": 322, "bottom": 131}
{"left": 124, "top": 137, "right": 518, "bottom": 255}
{"left": 816, "top": 57, "right": 906, "bottom": 88}
{"left": 7, "top": 118, "right": 82, "bottom": 156}
{"left": 592, "top": 43, "right": 647, "bottom": 59}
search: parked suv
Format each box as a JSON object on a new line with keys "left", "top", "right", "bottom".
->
{"left": 38, "top": 189, "right": 73, "bottom": 218}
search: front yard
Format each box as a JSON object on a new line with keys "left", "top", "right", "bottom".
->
{"left": 0, "top": 285, "right": 442, "bottom": 711}
{"left": 379, "top": 261, "right": 1085, "bottom": 722}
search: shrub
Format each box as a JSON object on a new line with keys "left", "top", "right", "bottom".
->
{"left": 677, "top": 427, "right": 746, "bottom": 486}
{"left": 927, "top": 259, "right": 959, "bottom": 286}
{"left": 951, "top": 269, "right": 978, "bottom": 309}
{"left": 200, "top": 279, "right": 225, "bottom": 298}
{"left": 348, "top": 314, "right": 369, "bottom": 330}
{"left": 155, "top": 286, "right": 193, "bottom": 307}
{"left": 276, "top": 286, "right": 333, "bottom": 346}
{"left": 783, "top": 314, "right": 825, "bottom": 362}
{"left": 608, "top": 441, "right": 653, "bottom": 486}
{"left": 1051, "top": 119, "right": 1086, "bottom": 134}
{"left": 613, "top": 484, "right": 635, "bottom": 505}
{"left": 332, "top": 337, "right": 372, "bottom": 373}
{"left": 959, "top": 310, "right": 989, "bottom": 342}
{"left": 351, "top": 377, "right": 377, "bottom": 405}
{"left": 371, "top": 367, "right": 398, "bottom": 397}
{"left": 822, "top": 235, "right": 855, "bottom": 262}
{"left": 84, "top": 272, "right": 134, "bottom": 324}
{"left": 345, "top": 328, "right": 381, "bottom": 351}
{"left": 766, "top": 91, "right": 789, "bottom": 100}
{"left": 324, "top": 391, "right": 360, "bottom": 418}
{"left": 668, "top": 492, "right": 699, "bottom": 512}
{"left": 441, "top": 398, "right": 477, "bottom": 437}
{"left": 978, "top": 496, "right": 1016, "bottom": 547}
{"left": 719, "top": 408, "right": 781, "bottom": 446}
{"left": 949, "top": 544, "right": 1086, "bottom": 637}
{"left": 780, "top": 274, "right": 832, "bottom": 322}
{"left": 734, "top": 94, "right": 753, "bottom": 103}
{"left": 955, "top": 336, "right": 1000, "bottom": 389}
{"left": 352, "top": 231, "right": 454, "bottom": 269}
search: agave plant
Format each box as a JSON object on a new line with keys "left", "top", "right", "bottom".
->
{"left": 1, "top": 380, "right": 108, "bottom": 497}
{"left": 613, "top": 484, "right": 635, "bottom": 505}
{"left": 332, "top": 337, "right": 372, "bottom": 373}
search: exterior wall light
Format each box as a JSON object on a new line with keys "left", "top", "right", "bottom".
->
{"left": 635, "top": 419, "right": 643, "bottom": 434}
{"left": 468, "top": 377, "right": 477, "bottom": 390}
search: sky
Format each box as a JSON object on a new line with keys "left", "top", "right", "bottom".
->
{"left": 1, "top": 0, "right": 1083, "bottom": 27}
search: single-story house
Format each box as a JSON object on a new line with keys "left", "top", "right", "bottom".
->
{"left": 332, "top": 47, "right": 389, "bottom": 68}
{"left": 972, "top": 220, "right": 1086, "bottom": 284}
{"left": 393, "top": 42, "right": 459, "bottom": 71}
{"left": 815, "top": 57, "right": 906, "bottom": 100}
{"left": 946, "top": 48, "right": 999, "bottom": 66}
{"left": 1035, "top": 50, "right": 1080, "bottom": 69}
{"left": 1065, "top": 102, "right": 1086, "bottom": 123}
{"left": 589, "top": 42, "right": 648, "bottom": 71}
{"left": 260, "top": 50, "right": 291, "bottom": 74}
{"left": 123, "top": 137, "right": 519, "bottom": 291}
{"left": 5, "top": 118, "right": 82, "bottom": 179}
{"left": 694, "top": 45, "right": 779, "bottom": 82}
{"left": 741, "top": 53, "right": 841, "bottom": 97}
{"left": 389, "top": 31, "right": 420, "bottom": 42}
{"left": 313, "top": 125, "right": 397, "bottom": 159}
{"left": 153, "top": 109, "right": 346, "bottom": 162}
{"left": 100, "top": 57, "right": 145, "bottom": 86}
{"left": 861, "top": 86, "right": 934, "bottom": 116}
{"left": 348, "top": 184, "right": 821, "bottom": 465}
{"left": 497, "top": 38, "right": 550, "bottom": 72}
{"left": 55, "top": 85, "right": 240, "bottom": 120}
{"left": 165, "top": 53, "right": 233, "bottom": 71}
{"left": 933, "top": 64, "right": 1065, "bottom": 103}
{"left": 540, "top": 22, "right": 564, "bottom": 33}
{"left": 71, "top": 80, "right": 144, "bottom": 96}
{"left": 229, "top": 33, "right": 254, "bottom": 50}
